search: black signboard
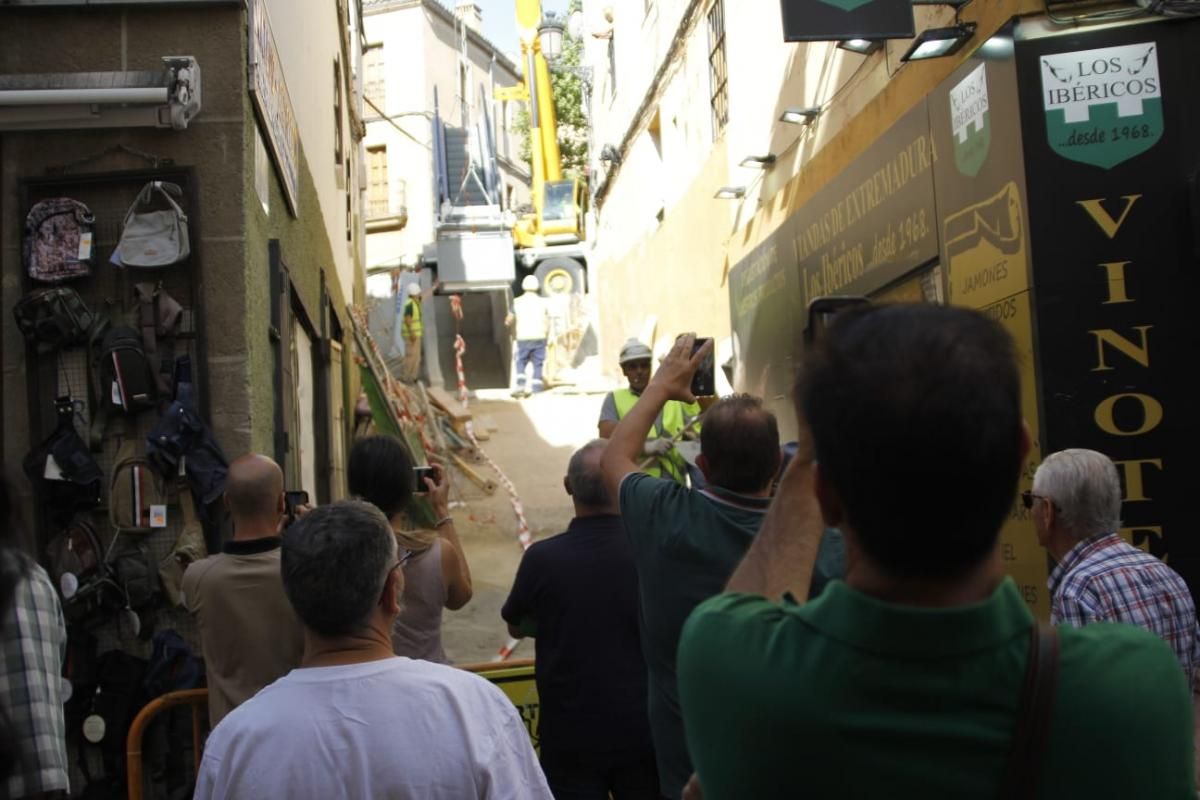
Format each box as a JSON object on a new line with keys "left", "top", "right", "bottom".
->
{"left": 729, "top": 99, "right": 938, "bottom": 436}
{"left": 1016, "top": 18, "right": 1200, "bottom": 595}
{"left": 780, "top": 0, "right": 915, "bottom": 43}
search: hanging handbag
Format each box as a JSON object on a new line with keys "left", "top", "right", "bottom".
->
{"left": 12, "top": 286, "right": 96, "bottom": 350}
{"left": 115, "top": 181, "right": 190, "bottom": 268}
{"left": 110, "top": 438, "right": 170, "bottom": 537}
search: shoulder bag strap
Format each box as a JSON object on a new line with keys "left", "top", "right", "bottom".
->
{"left": 153, "top": 180, "right": 188, "bottom": 222}
{"left": 1001, "top": 623, "right": 1061, "bottom": 800}
{"left": 122, "top": 181, "right": 155, "bottom": 231}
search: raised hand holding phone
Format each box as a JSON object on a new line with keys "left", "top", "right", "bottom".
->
{"left": 647, "top": 333, "right": 713, "bottom": 403}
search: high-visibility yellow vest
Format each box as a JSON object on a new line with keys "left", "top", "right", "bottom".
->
{"left": 404, "top": 298, "right": 423, "bottom": 339}
{"left": 612, "top": 389, "right": 700, "bottom": 483}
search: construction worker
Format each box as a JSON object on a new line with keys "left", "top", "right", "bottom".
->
{"left": 598, "top": 338, "right": 700, "bottom": 484}
{"left": 507, "top": 275, "right": 550, "bottom": 397}
{"left": 401, "top": 282, "right": 423, "bottom": 383}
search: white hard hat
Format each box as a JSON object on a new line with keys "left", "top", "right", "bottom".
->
{"left": 406, "top": 283, "right": 422, "bottom": 297}
{"left": 618, "top": 338, "right": 653, "bottom": 365}
{"left": 521, "top": 275, "right": 540, "bottom": 292}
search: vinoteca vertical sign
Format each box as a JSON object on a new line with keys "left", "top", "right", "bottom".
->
{"left": 1040, "top": 42, "right": 1163, "bottom": 169}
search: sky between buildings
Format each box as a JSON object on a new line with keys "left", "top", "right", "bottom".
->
{"left": 472, "top": 0, "right": 571, "bottom": 62}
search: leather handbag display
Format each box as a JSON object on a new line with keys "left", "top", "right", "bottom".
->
{"left": 114, "top": 181, "right": 191, "bottom": 268}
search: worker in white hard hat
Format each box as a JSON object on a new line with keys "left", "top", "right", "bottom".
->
{"left": 598, "top": 338, "right": 701, "bottom": 484}
{"left": 506, "top": 275, "right": 550, "bottom": 398}
{"left": 400, "top": 282, "right": 424, "bottom": 383}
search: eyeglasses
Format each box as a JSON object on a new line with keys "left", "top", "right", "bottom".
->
{"left": 380, "top": 549, "right": 415, "bottom": 604}
{"left": 1020, "top": 490, "right": 1055, "bottom": 510}
{"left": 393, "top": 548, "right": 415, "bottom": 572}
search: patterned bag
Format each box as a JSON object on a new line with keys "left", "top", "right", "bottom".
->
{"left": 24, "top": 198, "right": 96, "bottom": 282}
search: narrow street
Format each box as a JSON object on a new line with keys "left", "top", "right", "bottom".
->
{"left": 440, "top": 389, "right": 606, "bottom": 664}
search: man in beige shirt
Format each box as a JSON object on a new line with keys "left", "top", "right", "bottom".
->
{"left": 182, "top": 454, "right": 304, "bottom": 725}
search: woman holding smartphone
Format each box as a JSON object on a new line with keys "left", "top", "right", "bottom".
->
{"left": 347, "top": 436, "right": 474, "bottom": 663}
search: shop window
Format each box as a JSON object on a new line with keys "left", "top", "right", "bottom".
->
{"left": 364, "top": 43, "right": 386, "bottom": 112}
{"left": 367, "top": 145, "right": 390, "bottom": 219}
{"left": 707, "top": 0, "right": 728, "bottom": 138}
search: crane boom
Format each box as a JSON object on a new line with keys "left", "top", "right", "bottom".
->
{"left": 502, "top": 0, "right": 585, "bottom": 254}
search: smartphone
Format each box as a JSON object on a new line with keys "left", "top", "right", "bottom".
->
{"left": 690, "top": 337, "right": 716, "bottom": 397}
{"left": 413, "top": 465, "right": 436, "bottom": 491}
{"left": 285, "top": 490, "right": 309, "bottom": 519}
{"left": 803, "top": 296, "right": 870, "bottom": 346}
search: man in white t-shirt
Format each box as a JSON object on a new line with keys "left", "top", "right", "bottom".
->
{"left": 194, "top": 500, "right": 550, "bottom": 800}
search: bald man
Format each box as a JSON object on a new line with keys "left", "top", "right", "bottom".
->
{"left": 182, "top": 454, "right": 305, "bottom": 725}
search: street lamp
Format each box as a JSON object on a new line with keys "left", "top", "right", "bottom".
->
{"left": 538, "top": 12, "right": 566, "bottom": 59}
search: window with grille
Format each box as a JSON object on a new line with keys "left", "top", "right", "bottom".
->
{"left": 367, "top": 145, "right": 389, "bottom": 218}
{"left": 364, "top": 44, "right": 386, "bottom": 112}
{"left": 707, "top": 0, "right": 728, "bottom": 138}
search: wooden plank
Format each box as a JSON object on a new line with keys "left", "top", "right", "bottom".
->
{"left": 426, "top": 385, "right": 472, "bottom": 423}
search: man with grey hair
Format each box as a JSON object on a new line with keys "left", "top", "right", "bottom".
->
{"left": 1031, "top": 448, "right": 1199, "bottom": 687}
{"left": 503, "top": 441, "right": 658, "bottom": 798}
{"left": 195, "top": 500, "right": 551, "bottom": 799}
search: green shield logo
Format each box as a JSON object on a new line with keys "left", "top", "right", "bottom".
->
{"left": 816, "top": 0, "right": 876, "bottom": 10}
{"left": 950, "top": 64, "right": 991, "bottom": 177}
{"left": 1040, "top": 42, "right": 1163, "bottom": 170}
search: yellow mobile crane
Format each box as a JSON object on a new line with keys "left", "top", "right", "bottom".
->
{"left": 495, "top": 0, "right": 589, "bottom": 295}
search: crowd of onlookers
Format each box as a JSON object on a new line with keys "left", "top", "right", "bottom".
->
{"left": 1, "top": 304, "right": 1198, "bottom": 799}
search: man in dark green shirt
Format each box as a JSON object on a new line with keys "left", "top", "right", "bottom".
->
{"left": 600, "top": 335, "right": 818, "bottom": 799}
{"left": 677, "top": 305, "right": 1195, "bottom": 799}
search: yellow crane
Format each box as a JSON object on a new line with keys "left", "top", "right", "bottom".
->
{"left": 495, "top": 0, "right": 588, "bottom": 294}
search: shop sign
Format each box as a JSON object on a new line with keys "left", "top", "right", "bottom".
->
{"left": 779, "top": 0, "right": 914, "bottom": 43}
{"left": 950, "top": 63, "right": 991, "bottom": 177}
{"left": 1017, "top": 19, "right": 1200, "bottom": 590}
{"left": 248, "top": 0, "right": 300, "bottom": 215}
{"left": 728, "top": 101, "right": 938, "bottom": 436}
{"left": 1039, "top": 42, "right": 1163, "bottom": 169}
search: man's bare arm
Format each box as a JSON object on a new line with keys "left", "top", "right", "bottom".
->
{"left": 725, "top": 454, "right": 825, "bottom": 601}
{"left": 599, "top": 334, "right": 712, "bottom": 499}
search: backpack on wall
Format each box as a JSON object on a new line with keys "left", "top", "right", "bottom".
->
{"left": 110, "top": 439, "right": 170, "bottom": 536}
{"left": 12, "top": 287, "right": 96, "bottom": 350}
{"left": 97, "top": 326, "right": 157, "bottom": 415}
{"left": 24, "top": 197, "right": 96, "bottom": 282}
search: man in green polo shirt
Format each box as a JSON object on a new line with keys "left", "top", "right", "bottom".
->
{"left": 677, "top": 305, "right": 1194, "bottom": 799}
{"left": 601, "top": 334, "right": 807, "bottom": 800}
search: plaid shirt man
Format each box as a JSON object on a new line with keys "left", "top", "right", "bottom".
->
{"left": 1050, "top": 532, "right": 1199, "bottom": 690}
{"left": 1, "top": 558, "right": 69, "bottom": 798}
